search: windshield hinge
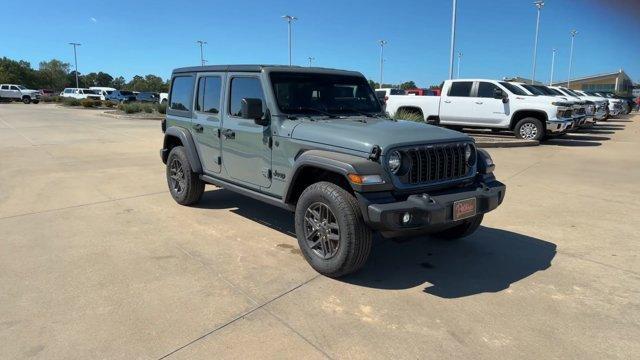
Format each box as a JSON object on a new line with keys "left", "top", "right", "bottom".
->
{"left": 369, "top": 145, "right": 381, "bottom": 161}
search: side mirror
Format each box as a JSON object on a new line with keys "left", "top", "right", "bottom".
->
{"left": 493, "top": 88, "right": 509, "bottom": 103}
{"left": 241, "top": 98, "right": 268, "bottom": 125}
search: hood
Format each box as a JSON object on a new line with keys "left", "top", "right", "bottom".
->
{"left": 515, "top": 95, "right": 574, "bottom": 106}
{"left": 290, "top": 117, "right": 469, "bottom": 154}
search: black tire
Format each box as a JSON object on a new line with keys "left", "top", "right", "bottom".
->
{"left": 514, "top": 117, "right": 544, "bottom": 141}
{"left": 22, "top": 97, "right": 31, "bottom": 104}
{"left": 166, "top": 146, "right": 204, "bottom": 205}
{"left": 294, "top": 181, "right": 372, "bottom": 278}
{"left": 432, "top": 214, "right": 483, "bottom": 240}
{"left": 32, "top": 100, "right": 39, "bottom": 104}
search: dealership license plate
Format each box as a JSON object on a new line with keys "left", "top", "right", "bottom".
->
{"left": 453, "top": 198, "right": 477, "bottom": 221}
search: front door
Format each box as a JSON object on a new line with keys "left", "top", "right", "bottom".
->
{"left": 192, "top": 73, "right": 224, "bottom": 174}
{"left": 221, "top": 75, "right": 271, "bottom": 189}
{"left": 471, "top": 81, "right": 509, "bottom": 125}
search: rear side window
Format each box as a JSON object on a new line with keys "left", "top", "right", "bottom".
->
{"left": 448, "top": 82, "right": 472, "bottom": 97}
{"left": 1, "top": 85, "right": 9, "bottom": 90}
{"left": 196, "top": 76, "right": 222, "bottom": 114}
{"left": 229, "top": 77, "right": 264, "bottom": 117}
{"left": 169, "top": 76, "right": 194, "bottom": 111}
{"left": 477, "top": 82, "right": 500, "bottom": 98}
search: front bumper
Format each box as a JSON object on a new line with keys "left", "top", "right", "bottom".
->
{"left": 546, "top": 119, "right": 573, "bottom": 133}
{"left": 360, "top": 179, "right": 505, "bottom": 236}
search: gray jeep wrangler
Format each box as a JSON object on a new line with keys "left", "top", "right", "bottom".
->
{"left": 160, "top": 65, "right": 505, "bottom": 277}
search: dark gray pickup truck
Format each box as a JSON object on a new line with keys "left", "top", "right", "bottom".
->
{"left": 160, "top": 65, "right": 505, "bottom": 277}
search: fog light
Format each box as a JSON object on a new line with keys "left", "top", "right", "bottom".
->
{"left": 402, "top": 212, "right": 412, "bottom": 224}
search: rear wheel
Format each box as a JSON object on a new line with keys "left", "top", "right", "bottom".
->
{"left": 514, "top": 117, "right": 544, "bottom": 141}
{"left": 294, "top": 182, "right": 372, "bottom": 278}
{"left": 166, "top": 146, "right": 204, "bottom": 205}
{"left": 432, "top": 214, "right": 483, "bottom": 240}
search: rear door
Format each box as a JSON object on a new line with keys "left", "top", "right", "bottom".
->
{"left": 471, "top": 81, "right": 509, "bottom": 125}
{"left": 439, "top": 81, "right": 476, "bottom": 124}
{"left": 9, "top": 85, "right": 22, "bottom": 99}
{"left": 192, "top": 73, "right": 224, "bottom": 174}
{"left": 221, "top": 74, "right": 271, "bottom": 189}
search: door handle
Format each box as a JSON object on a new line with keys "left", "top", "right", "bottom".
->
{"left": 475, "top": 101, "right": 484, "bottom": 104}
{"left": 192, "top": 124, "right": 204, "bottom": 133}
{"left": 444, "top": 100, "right": 452, "bottom": 103}
{"left": 221, "top": 129, "right": 235, "bottom": 140}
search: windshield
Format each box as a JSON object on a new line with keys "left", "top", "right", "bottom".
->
{"left": 563, "top": 88, "right": 581, "bottom": 97}
{"left": 499, "top": 82, "right": 528, "bottom": 96}
{"left": 82, "top": 89, "right": 97, "bottom": 94}
{"left": 270, "top": 72, "right": 382, "bottom": 115}
{"left": 521, "top": 84, "right": 545, "bottom": 96}
{"left": 532, "top": 85, "right": 558, "bottom": 96}
{"left": 17, "top": 85, "right": 26, "bottom": 90}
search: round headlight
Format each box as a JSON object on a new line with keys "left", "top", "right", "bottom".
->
{"left": 465, "top": 143, "right": 476, "bottom": 166}
{"left": 388, "top": 151, "right": 402, "bottom": 174}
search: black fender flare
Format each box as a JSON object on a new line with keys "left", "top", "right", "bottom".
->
{"left": 282, "top": 149, "right": 393, "bottom": 204}
{"left": 162, "top": 126, "right": 203, "bottom": 174}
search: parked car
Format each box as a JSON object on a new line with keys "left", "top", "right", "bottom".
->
{"left": 60, "top": 88, "right": 102, "bottom": 100}
{"left": 159, "top": 92, "right": 168, "bottom": 104}
{"left": 160, "top": 65, "right": 506, "bottom": 277}
{"left": 0, "top": 84, "right": 41, "bottom": 104}
{"left": 136, "top": 92, "right": 159, "bottom": 103}
{"left": 405, "top": 88, "right": 438, "bottom": 96}
{"left": 568, "top": 90, "right": 609, "bottom": 121}
{"left": 105, "top": 90, "right": 137, "bottom": 103}
{"left": 585, "top": 91, "right": 624, "bottom": 116}
{"left": 89, "top": 87, "right": 117, "bottom": 101}
{"left": 385, "top": 79, "right": 574, "bottom": 140}
{"left": 549, "top": 86, "right": 595, "bottom": 127}
{"left": 39, "top": 89, "right": 55, "bottom": 97}
{"left": 508, "top": 83, "right": 589, "bottom": 128}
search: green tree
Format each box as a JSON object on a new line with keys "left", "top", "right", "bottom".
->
{"left": 0, "top": 57, "right": 38, "bottom": 88}
{"left": 112, "top": 76, "right": 126, "bottom": 89}
{"left": 399, "top": 81, "right": 417, "bottom": 90}
{"left": 37, "top": 59, "right": 70, "bottom": 91}
{"left": 95, "top": 72, "right": 114, "bottom": 87}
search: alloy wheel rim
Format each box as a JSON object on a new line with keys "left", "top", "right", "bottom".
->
{"left": 303, "top": 202, "right": 340, "bottom": 259}
{"left": 169, "top": 158, "right": 186, "bottom": 195}
{"left": 520, "top": 123, "right": 538, "bottom": 140}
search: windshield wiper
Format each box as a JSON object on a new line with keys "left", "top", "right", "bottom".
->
{"left": 291, "top": 107, "right": 338, "bottom": 118}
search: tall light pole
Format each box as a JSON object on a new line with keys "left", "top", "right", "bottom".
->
{"left": 68, "top": 42, "right": 81, "bottom": 89}
{"left": 307, "top": 56, "right": 315, "bottom": 67}
{"left": 196, "top": 40, "right": 207, "bottom": 66}
{"left": 567, "top": 29, "right": 578, "bottom": 87}
{"left": 457, "top": 52, "right": 462, "bottom": 79}
{"left": 448, "top": 0, "right": 458, "bottom": 80}
{"left": 531, "top": 1, "right": 544, "bottom": 84}
{"left": 549, "top": 48, "right": 556, "bottom": 85}
{"left": 378, "top": 40, "right": 387, "bottom": 89}
{"left": 282, "top": 15, "right": 297, "bottom": 66}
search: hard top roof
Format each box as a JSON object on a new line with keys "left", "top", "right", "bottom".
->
{"left": 172, "top": 64, "right": 363, "bottom": 77}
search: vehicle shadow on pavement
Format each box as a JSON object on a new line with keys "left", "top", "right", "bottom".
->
{"left": 343, "top": 227, "right": 556, "bottom": 298}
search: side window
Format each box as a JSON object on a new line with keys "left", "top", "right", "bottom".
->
{"left": 1, "top": 85, "right": 8, "bottom": 90}
{"left": 448, "top": 81, "right": 472, "bottom": 97}
{"left": 477, "top": 82, "right": 500, "bottom": 98}
{"left": 10, "top": 86, "right": 20, "bottom": 91}
{"left": 196, "top": 76, "right": 222, "bottom": 114}
{"left": 229, "top": 77, "right": 264, "bottom": 117}
{"left": 169, "top": 76, "right": 195, "bottom": 112}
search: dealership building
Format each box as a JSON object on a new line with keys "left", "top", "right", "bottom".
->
{"left": 552, "top": 69, "right": 633, "bottom": 95}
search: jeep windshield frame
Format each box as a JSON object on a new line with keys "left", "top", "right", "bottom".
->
{"left": 269, "top": 72, "right": 383, "bottom": 116}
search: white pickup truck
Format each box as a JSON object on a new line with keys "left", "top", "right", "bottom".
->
{"left": 386, "top": 79, "right": 575, "bottom": 140}
{"left": 0, "top": 84, "right": 41, "bottom": 104}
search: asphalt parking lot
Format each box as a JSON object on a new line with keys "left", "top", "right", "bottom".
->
{"left": 1, "top": 104, "right": 639, "bottom": 359}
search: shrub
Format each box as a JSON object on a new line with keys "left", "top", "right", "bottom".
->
{"left": 393, "top": 108, "right": 424, "bottom": 122}
{"left": 63, "top": 98, "right": 81, "bottom": 106}
{"left": 122, "top": 102, "right": 142, "bottom": 114}
{"left": 103, "top": 100, "right": 116, "bottom": 108}
{"left": 155, "top": 102, "right": 167, "bottom": 114}
{"left": 81, "top": 99, "right": 96, "bottom": 108}
{"left": 141, "top": 103, "right": 154, "bottom": 113}
{"left": 42, "top": 97, "right": 54, "bottom": 103}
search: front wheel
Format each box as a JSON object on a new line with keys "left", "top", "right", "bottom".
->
{"left": 294, "top": 182, "right": 372, "bottom": 278}
{"left": 432, "top": 214, "right": 483, "bottom": 240}
{"left": 22, "top": 97, "right": 31, "bottom": 104}
{"left": 514, "top": 117, "right": 544, "bottom": 141}
{"left": 166, "top": 146, "right": 204, "bottom": 205}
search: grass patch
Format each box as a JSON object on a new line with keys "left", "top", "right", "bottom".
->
{"left": 63, "top": 98, "right": 81, "bottom": 106}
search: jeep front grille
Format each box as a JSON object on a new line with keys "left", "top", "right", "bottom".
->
{"left": 400, "top": 143, "right": 469, "bottom": 185}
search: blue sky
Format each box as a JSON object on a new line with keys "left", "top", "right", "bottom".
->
{"left": 2, "top": 0, "right": 639, "bottom": 87}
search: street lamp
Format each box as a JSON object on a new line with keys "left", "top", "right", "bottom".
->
{"left": 567, "top": 29, "right": 578, "bottom": 87}
{"left": 457, "top": 52, "right": 463, "bottom": 79}
{"left": 549, "top": 48, "right": 556, "bottom": 85}
{"left": 378, "top": 40, "right": 387, "bottom": 89}
{"left": 448, "top": 0, "right": 458, "bottom": 80}
{"left": 196, "top": 40, "right": 207, "bottom": 66}
{"left": 307, "top": 56, "right": 315, "bottom": 67}
{"left": 282, "top": 15, "right": 298, "bottom": 66}
{"left": 531, "top": 1, "right": 544, "bottom": 84}
{"left": 68, "top": 42, "right": 81, "bottom": 89}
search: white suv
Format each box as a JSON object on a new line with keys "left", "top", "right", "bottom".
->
{"left": 0, "top": 84, "right": 41, "bottom": 104}
{"left": 60, "top": 88, "right": 102, "bottom": 100}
